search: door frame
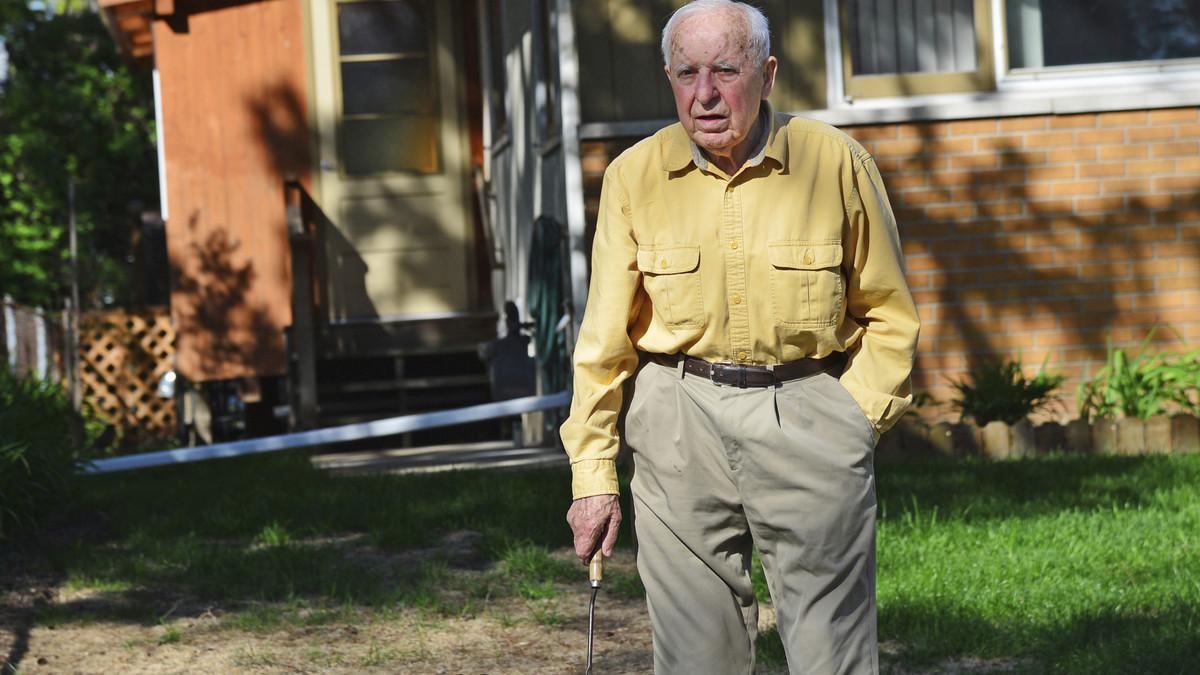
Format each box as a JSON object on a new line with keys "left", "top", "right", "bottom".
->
{"left": 306, "top": 0, "right": 480, "bottom": 324}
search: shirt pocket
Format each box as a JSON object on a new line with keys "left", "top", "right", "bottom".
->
{"left": 768, "top": 240, "right": 844, "bottom": 327}
{"left": 636, "top": 244, "right": 705, "bottom": 328}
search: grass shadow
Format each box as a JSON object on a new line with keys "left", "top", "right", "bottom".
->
{"left": 875, "top": 452, "right": 1200, "bottom": 523}
{"left": 4, "top": 452, "right": 1198, "bottom": 674}
{"left": 880, "top": 598, "right": 1200, "bottom": 674}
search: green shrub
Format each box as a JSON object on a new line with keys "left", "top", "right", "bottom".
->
{"left": 1078, "top": 328, "right": 1200, "bottom": 422}
{"left": 0, "top": 371, "right": 87, "bottom": 539}
{"left": 950, "top": 357, "right": 1064, "bottom": 425}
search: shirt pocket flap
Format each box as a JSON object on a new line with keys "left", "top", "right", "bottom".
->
{"left": 768, "top": 242, "right": 843, "bottom": 270}
{"left": 636, "top": 245, "right": 701, "bottom": 275}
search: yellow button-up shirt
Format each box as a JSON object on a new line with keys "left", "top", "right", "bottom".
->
{"left": 561, "top": 106, "right": 921, "bottom": 499}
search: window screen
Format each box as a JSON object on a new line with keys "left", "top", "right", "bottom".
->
{"left": 1007, "top": 0, "right": 1200, "bottom": 70}
{"left": 848, "top": 0, "right": 978, "bottom": 75}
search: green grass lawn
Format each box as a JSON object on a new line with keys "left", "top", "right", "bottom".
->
{"left": 15, "top": 451, "right": 1200, "bottom": 673}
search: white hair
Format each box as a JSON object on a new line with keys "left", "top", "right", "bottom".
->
{"left": 661, "top": 0, "right": 771, "bottom": 67}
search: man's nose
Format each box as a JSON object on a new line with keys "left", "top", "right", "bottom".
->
{"left": 695, "top": 70, "right": 719, "bottom": 104}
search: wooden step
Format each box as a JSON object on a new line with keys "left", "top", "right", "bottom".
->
{"left": 317, "top": 387, "right": 491, "bottom": 415}
{"left": 319, "top": 313, "right": 498, "bottom": 359}
{"left": 319, "top": 374, "right": 491, "bottom": 394}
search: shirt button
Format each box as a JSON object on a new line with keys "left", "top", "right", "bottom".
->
{"left": 660, "top": 259, "right": 668, "bottom": 269}
{"left": 737, "top": 351, "right": 748, "bottom": 361}
{"left": 731, "top": 294, "right": 742, "bottom": 305}
{"left": 730, "top": 241, "right": 739, "bottom": 250}
{"left": 803, "top": 251, "right": 815, "bottom": 265}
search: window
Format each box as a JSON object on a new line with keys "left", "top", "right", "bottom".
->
{"left": 836, "top": 0, "right": 1200, "bottom": 101}
{"left": 335, "top": 0, "right": 439, "bottom": 175}
{"left": 841, "top": 0, "right": 995, "bottom": 98}
{"left": 1006, "top": 0, "right": 1200, "bottom": 70}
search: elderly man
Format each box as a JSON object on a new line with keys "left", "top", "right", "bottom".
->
{"left": 561, "top": 1, "right": 919, "bottom": 672}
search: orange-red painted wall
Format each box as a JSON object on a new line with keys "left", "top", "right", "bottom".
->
{"left": 154, "top": 0, "right": 311, "bottom": 382}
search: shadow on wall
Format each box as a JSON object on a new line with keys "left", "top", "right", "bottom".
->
{"left": 169, "top": 218, "right": 284, "bottom": 378}
{"left": 853, "top": 92, "right": 1200, "bottom": 421}
{"left": 242, "top": 78, "right": 382, "bottom": 328}
{"left": 242, "top": 78, "right": 475, "bottom": 322}
{"left": 245, "top": 81, "right": 312, "bottom": 186}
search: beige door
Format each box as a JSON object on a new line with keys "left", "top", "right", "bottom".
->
{"left": 310, "top": 0, "right": 474, "bottom": 321}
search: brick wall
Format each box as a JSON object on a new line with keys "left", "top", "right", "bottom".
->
{"left": 580, "top": 106, "right": 1200, "bottom": 423}
{"left": 846, "top": 107, "right": 1200, "bottom": 421}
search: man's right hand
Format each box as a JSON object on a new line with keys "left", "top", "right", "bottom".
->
{"left": 566, "top": 494, "right": 622, "bottom": 564}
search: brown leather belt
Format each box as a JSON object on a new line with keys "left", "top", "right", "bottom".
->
{"left": 658, "top": 352, "right": 846, "bottom": 388}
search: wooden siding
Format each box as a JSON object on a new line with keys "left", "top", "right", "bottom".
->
{"left": 573, "top": 0, "right": 827, "bottom": 125}
{"left": 485, "top": 0, "right": 570, "bottom": 318}
{"left": 153, "top": 0, "right": 311, "bottom": 382}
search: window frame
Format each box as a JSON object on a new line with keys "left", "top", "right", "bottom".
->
{"left": 825, "top": 0, "right": 1200, "bottom": 108}
{"left": 990, "top": 0, "right": 1200, "bottom": 92}
{"left": 331, "top": 0, "right": 443, "bottom": 177}
{"left": 838, "top": 0, "right": 996, "bottom": 100}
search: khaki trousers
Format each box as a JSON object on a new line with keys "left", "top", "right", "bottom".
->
{"left": 623, "top": 357, "right": 878, "bottom": 675}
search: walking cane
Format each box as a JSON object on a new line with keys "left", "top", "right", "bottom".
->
{"left": 585, "top": 550, "right": 604, "bottom": 674}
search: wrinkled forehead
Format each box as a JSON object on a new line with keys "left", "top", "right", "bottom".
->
{"left": 667, "top": 10, "right": 752, "bottom": 66}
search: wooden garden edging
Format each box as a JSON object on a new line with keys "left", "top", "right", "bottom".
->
{"left": 880, "top": 414, "right": 1200, "bottom": 459}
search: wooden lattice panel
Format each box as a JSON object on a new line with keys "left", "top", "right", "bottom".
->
{"left": 79, "top": 309, "right": 176, "bottom": 446}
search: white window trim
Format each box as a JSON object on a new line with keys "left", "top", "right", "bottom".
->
{"left": 810, "top": 0, "right": 1200, "bottom": 126}
{"left": 822, "top": 0, "right": 846, "bottom": 107}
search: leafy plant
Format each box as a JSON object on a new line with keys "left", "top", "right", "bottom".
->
{"left": 1077, "top": 328, "right": 1200, "bottom": 422}
{"left": 949, "top": 356, "right": 1064, "bottom": 425}
{"left": 0, "top": 371, "right": 90, "bottom": 539}
{"left": 0, "top": 2, "right": 158, "bottom": 308}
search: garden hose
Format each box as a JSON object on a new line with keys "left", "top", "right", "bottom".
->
{"left": 528, "top": 215, "right": 571, "bottom": 397}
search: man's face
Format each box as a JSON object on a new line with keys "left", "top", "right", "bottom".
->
{"left": 665, "top": 10, "right": 777, "bottom": 165}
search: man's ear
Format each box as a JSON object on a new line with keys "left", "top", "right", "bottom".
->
{"left": 761, "top": 56, "right": 778, "bottom": 99}
{"left": 663, "top": 64, "right": 672, "bottom": 82}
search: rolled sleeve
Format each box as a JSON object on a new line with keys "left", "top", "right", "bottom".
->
{"left": 840, "top": 156, "right": 921, "bottom": 438}
{"left": 560, "top": 167, "right": 644, "bottom": 499}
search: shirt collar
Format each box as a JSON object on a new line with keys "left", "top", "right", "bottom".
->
{"left": 661, "top": 100, "right": 787, "bottom": 173}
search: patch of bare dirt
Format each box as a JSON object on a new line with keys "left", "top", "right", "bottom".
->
{"left": 2, "top": 541, "right": 1029, "bottom": 674}
{"left": 0, "top": 548, "right": 655, "bottom": 674}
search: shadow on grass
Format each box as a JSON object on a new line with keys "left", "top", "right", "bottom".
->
{"left": 72, "top": 453, "right": 594, "bottom": 551}
{"left": 875, "top": 452, "right": 1200, "bottom": 524}
{"left": 878, "top": 598, "right": 1200, "bottom": 674}
{"left": 1, "top": 452, "right": 634, "bottom": 653}
{"left": 5, "top": 452, "right": 1199, "bottom": 673}
{"left": 754, "top": 598, "right": 1200, "bottom": 674}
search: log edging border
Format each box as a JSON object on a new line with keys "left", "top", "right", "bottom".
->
{"left": 880, "top": 414, "right": 1200, "bottom": 459}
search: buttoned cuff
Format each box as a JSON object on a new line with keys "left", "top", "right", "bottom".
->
{"left": 570, "top": 459, "right": 620, "bottom": 499}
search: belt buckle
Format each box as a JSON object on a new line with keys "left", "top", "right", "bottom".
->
{"left": 710, "top": 363, "right": 748, "bottom": 388}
